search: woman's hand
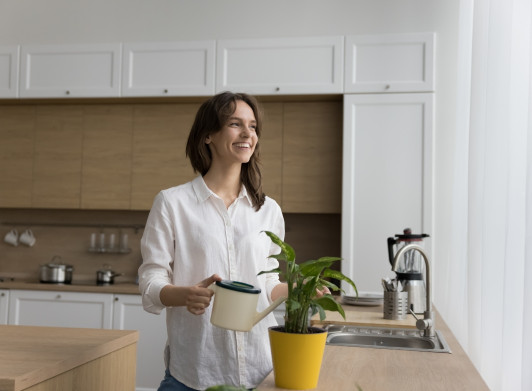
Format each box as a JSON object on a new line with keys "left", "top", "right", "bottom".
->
{"left": 159, "top": 274, "right": 222, "bottom": 314}
{"left": 315, "top": 286, "right": 331, "bottom": 298}
{"left": 185, "top": 274, "right": 222, "bottom": 315}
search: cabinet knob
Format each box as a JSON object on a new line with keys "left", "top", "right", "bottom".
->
{"left": 275, "top": 87, "right": 280, "bottom": 92}
{"left": 56, "top": 294, "right": 61, "bottom": 299}
{"left": 1, "top": 293, "right": 5, "bottom": 297}
{"left": 163, "top": 89, "right": 169, "bottom": 94}
{"left": 385, "top": 84, "right": 390, "bottom": 90}
{"left": 65, "top": 90, "right": 70, "bottom": 95}
{"left": 114, "top": 297, "right": 119, "bottom": 301}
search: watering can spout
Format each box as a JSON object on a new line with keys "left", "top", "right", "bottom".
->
{"left": 253, "top": 296, "right": 286, "bottom": 326}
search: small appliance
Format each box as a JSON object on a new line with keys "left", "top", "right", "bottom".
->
{"left": 387, "top": 228, "right": 429, "bottom": 313}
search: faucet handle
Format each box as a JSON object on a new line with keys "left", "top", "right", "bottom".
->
{"left": 409, "top": 306, "right": 432, "bottom": 332}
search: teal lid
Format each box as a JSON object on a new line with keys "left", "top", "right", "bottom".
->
{"left": 216, "top": 280, "right": 261, "bottom": 294}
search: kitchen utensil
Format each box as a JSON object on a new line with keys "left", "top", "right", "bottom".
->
{"left": 383, "top": 290, "right": 409, "bottom": 320}
{"left": 19, "top": 229, "right": 36, "bottom": 247}
{"left": 96, "top": 267, "right": 123, "bottom": 285}
{"left": 4, "top": 229, "right": 18, "bottom": 246}
{"left": 209, "top": 280, "right": 285, "bottom": 332}
{"left": 387, "top": 228, "right": 429, "bottom": 313}
{"left": 40, "top": 257, "right": 73, "bottom": 284}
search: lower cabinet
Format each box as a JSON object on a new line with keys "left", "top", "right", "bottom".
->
{"left": 7, "top": 290, "right": 166, "bottom": 391}
{"left": 8, "top": 289, "right": 114, "bottom": 328}
{"left": 113, "top": 294, "right": 167, "bottom": 391}
{"left": 0, "top": 290, "right": 8, "bottom": 324}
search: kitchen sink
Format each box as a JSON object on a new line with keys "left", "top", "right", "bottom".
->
{"left": 325, "top": 325, "right": 451, "bottom": 353}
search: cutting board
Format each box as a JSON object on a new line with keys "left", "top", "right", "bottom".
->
{"left": 310, "top": 305, "right": 417, "bottom": 329}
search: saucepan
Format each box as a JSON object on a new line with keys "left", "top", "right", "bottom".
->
{"left": 40, "top": 256, "right": 73, "bottom": 284}
{"left": 96, "top": 267, "right": 123, "bottom": 285}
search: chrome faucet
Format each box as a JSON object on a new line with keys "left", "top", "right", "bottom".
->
{"left": 391, "top": 244, "right": 435, "bottom": 337}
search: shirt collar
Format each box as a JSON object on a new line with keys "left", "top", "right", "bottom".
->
{"left": 192, "top": 175, "right": 252, "bottom": 205}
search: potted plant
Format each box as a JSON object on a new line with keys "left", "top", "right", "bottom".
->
{"left": 259, "top": 231, "right": 358, "bottom": 390}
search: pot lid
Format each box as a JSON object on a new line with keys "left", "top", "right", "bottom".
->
{"left": 394, "top": 228, "right": 430, "bottom": 242}
{"left": 216, "top": 280, "right": 261, "bottom": 294}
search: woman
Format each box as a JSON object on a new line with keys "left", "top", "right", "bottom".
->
{"left": 138, "top": 91, "right": 288, "bottom": 390}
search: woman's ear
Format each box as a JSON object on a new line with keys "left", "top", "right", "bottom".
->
{"left": 205, "top": 135, "right": 211, "bottom": 145}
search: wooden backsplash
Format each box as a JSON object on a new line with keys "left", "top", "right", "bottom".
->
{"left": 0, "top": 208, "right": 341, "bottom": 283}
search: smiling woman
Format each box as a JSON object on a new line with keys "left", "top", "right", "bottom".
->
{"left": 138, "top": 91, "right": 288, "bottom": 391}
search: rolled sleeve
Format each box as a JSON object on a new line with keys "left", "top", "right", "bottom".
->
{"left": 138, "top": 191, "right": 175, "bottom": 314}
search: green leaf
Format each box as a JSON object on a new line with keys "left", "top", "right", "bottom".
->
{"left": 257, "top": 267, "right": 281, "bottom": 276}
{"left": 262, "top": 231, "right": 296, "bottom": 262}
{"left": 319, "top": 278, "right": 340, "bottom": 292}
{"left": 322, "top": 269, "right": 358, "bottom": 296}
{"left": 313, "top": 295, "right": 346, "bottom": 319}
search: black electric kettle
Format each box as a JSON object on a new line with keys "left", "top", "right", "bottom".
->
{"left": 387, "top": 228, "right": 429, "bottom": 313}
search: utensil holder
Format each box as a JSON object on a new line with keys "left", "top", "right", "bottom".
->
{"left": 383, "top": 291, "right": 408, "bottom": 320}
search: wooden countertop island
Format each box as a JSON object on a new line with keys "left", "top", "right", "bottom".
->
{"left": 0, "top": 325, "right": 138, "bottom": 391}
{"left": 258, "top": 304, "right": 488, "bottom": 391}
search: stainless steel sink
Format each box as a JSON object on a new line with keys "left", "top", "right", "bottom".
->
{"left": 325, "top": 325, "right": 451, "bottom": 353}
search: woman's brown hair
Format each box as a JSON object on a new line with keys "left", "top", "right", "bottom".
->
{"left": 186, "top": 91, "right": 266, "bottom": 210}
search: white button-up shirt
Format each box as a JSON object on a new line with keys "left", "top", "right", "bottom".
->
{"left": 139, "top": 175, "right": 284, "bottom": 390}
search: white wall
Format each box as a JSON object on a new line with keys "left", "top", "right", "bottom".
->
{"left": 0, "top": 0, "right": 461, "bottom": 325}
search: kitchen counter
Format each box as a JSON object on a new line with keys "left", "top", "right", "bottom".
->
{"left": 258, "top": 303, "right": 488, "bottom": 391}
{"left": 0, "top": 325, "right": 138, "bottom": 391}
{"left": 0, "top": 279, "right": 140, "bottom": 295}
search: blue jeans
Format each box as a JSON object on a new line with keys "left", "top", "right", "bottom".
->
{"left": 157, "top": 369, "right": 255, "bottom": 391}
{"left": 158, "top": 369, "right": 198, "bottom": 391}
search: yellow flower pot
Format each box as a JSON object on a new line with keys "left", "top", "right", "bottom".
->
{"left": 268, "top": 326, "right": 327, "bottom": 390}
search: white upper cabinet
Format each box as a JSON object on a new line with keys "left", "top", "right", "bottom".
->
{"left": 19, "top": 43, "right": 121, "bottom": 98}
{"left": 0, "top": 46, "right": 19, "bottom": 98}
{"left": 216, "top": 36, "right": 344, "bottom": 95}
{"left": 344, "top": 33, "right": 435, "bottom": 93}
{"left": 122, "top": 41, "right": 215, "bottom": 97}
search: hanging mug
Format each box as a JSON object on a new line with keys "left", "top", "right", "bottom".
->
{"left": 3, "top": 229, "right": 18, "bottom": 246}
{"left": 19, "top": 229, "right": 36, "bottom": 247}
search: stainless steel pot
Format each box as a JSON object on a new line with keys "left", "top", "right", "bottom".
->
{"left": 40, "top": 258, "right": 73, "bottom": 284}
{"left": 96, "top": 269, "right": 123, "bottom": 285}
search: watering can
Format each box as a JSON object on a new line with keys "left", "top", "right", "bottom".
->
{"left": 210, "top": 280, "right": 286, "bottom": 332}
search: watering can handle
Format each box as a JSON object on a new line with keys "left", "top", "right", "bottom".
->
{"left": 254, "top": 296, "right": 286, "bottom": 326}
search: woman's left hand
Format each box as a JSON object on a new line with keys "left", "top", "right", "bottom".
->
{"left": 315, "top": 286, "right": 331, "bottom": 298}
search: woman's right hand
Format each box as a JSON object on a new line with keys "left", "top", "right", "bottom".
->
{"left": 184, "top": 274, "right": 222, "bottom": 315}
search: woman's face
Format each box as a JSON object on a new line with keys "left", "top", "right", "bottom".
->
{"left": 205, "top": 100, "right": 258, "bottom": 167}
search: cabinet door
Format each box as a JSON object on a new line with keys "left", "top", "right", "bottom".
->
{"left": 32, "top": 105, "right": 83, "bottom": 208}
{"left": 217, "top": 36, "right": 344, "bottom": 95}
{"left": 282, "top": 101, "right": 343, "bottom": 213}
{"left": 0, "top": 290, "right": 9, "bottom": 324}
{"left": 113, "top": 294, "right": 166, "bottom": 391}
{"left": 8, "top": 290, "right": 114, "bottom": 329}
{"left": 19, "top": 43, "right": 121, "bottom": 98}
{"left": 260, "top": 103, "right": 284, "bottom": 204}
{"left": 130, "top": 104, "right": 198, "bottom": 210}
{"left": 81, "top": 105, "right": 133, "bottom": 209}
{"left": 122, "top": 41, "right": 215, "bottom": 97}
{"left": 0, "top": 45, "right": 19, "bottom": 97}
{"left": 344, "top": 33, "right": 434, "bottom": 93}
{"left": 0, "top": 106, "right": 34, "bottom": 207}
{"left": 341, "top": 93, "right": 433, "bottom": 295}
